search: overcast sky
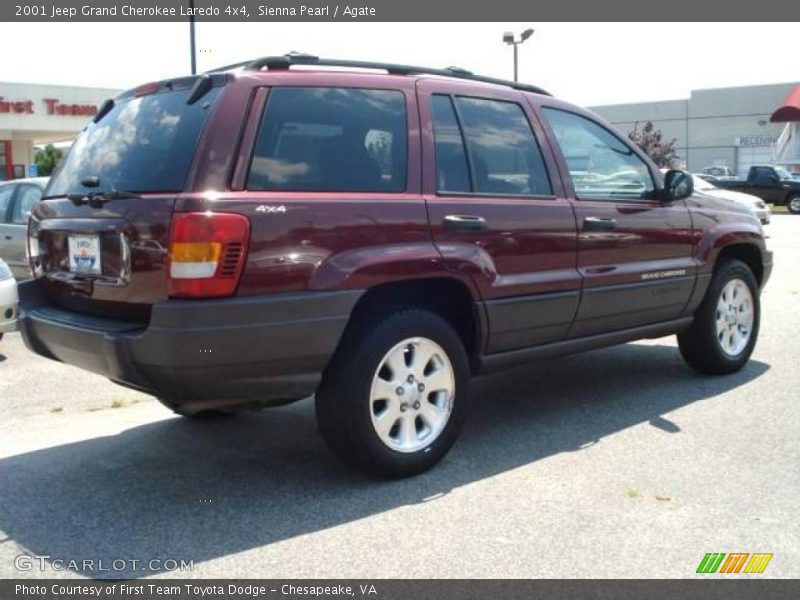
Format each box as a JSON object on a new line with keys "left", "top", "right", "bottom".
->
{"left": 1, "top": 22, "right": 797, "bottom": 106}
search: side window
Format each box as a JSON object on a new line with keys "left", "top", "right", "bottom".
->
{"left": 542, "top": 108, "right": 655, "bottom": 201}
{"left": 0, "top": 185, "right": 14, "bottom": 223}
{"left": 751, "top": 167, "right": 775, "bottom": 184}
{"left": 454, "top": 97, "right": 552, "bottom": 196}
{"left": 12, "top": 185, "right": 42, "bottom": 223}
{"left": 247, "top": 87, "right": 407, "bottom": 193}
{"left": 431, "top": 95, "right": 470, "bottom": 193}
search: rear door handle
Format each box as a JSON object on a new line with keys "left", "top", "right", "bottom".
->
{"left": 583, "top": 217, "right": 617, "bottom": 231}
{"left": 443, "top": 215, "right": 487, "bottom": 231}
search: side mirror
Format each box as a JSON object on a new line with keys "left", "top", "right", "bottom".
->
{"left": 662, "top": 169, "right": 693, "bottom": 202}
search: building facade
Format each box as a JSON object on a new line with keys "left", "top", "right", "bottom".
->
{"left": 0, "top": 82, "right": 120, "bottom": 180}
{"left": 590, "top": 81, "right": 800, "bottom": 176}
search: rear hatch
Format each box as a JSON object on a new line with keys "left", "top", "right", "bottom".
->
{"left": 31, "top": 76, "right": 225, "bottom": 322}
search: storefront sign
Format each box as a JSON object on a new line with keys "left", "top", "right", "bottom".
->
{"left": 735, "top": 134, "right": 778, "bottom": 147}
{"left": 0, "top": 96, "right": 98, "bottom": 117}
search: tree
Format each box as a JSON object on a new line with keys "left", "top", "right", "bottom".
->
{"left": 34, "top": 144, "right": 64, "bottom": 176}
{"left": 627, "top": 121, "right": 679, "bottom": 169}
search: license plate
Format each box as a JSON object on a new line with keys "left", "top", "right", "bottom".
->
{"left": 68, "top": 234, "right": 102, "bottom": 275}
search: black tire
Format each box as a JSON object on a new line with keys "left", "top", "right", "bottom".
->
{"left": 678, "top": 259, "right": 760, "bottom": 374}
{"left": 787, "top": 194, "right": 800, "bottom": 215}
{"left": 316, "top": 309, "right": 470, "bottom": 479}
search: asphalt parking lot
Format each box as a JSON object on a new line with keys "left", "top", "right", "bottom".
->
{"left": 0, "top": 215, "right": 798, "bottom": 580}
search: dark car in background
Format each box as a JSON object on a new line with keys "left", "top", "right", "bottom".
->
{"left": 714, "top": 165, "right": 800, "bottom": 214}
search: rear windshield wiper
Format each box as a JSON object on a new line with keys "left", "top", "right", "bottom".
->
{"left": 68, "top": 189, "right": 142, "bottom": 207}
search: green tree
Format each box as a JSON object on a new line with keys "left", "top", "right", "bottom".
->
{"left": 628, "top": 121, "right": 679, "bottom": 169}
{"left": 34, "top": 144, "right": 64, "bottom": 176}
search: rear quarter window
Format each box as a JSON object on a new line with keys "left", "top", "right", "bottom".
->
{"left": 247, "top": 87, "right": 407, "bottom": 193}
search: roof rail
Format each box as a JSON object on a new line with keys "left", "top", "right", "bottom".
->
{"left": 224, "top": 53, "right": 550, "bottom": 96}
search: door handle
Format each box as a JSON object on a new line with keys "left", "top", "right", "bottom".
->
{"left": 583, "top": 217, "right": 617, "bottom": 231}
{"left": 3, "top": 235, "right": 12, "bottom": 240}
{"left": 443, "top": 215, "right": 487, "bottom": 231}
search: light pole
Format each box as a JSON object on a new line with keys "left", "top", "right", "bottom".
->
{"left": 502, "top": 28, "right": 534, "bottom": 82}
{"left": 189, "top": 0, "right": 197, "bottom": 75}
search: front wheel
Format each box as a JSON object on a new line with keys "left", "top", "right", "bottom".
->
{"left": 678, "top": 259, "right": 760, "bottom": 374}
{"left": 316, "top": 309, "right": 469, "bottom": 478}
{"left": 787, "top": 194, "right": 800, "bottom": 215}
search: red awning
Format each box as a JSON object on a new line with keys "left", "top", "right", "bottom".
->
{"left": 771, "top": 85, "right": 800, "bottom": 122}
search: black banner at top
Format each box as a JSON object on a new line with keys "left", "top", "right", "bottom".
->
{"left": 3, "top": 0, "right": 800, "bottom": 21}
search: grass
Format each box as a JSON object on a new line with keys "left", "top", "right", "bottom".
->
{"left": 110, "top": 399, "right": 125, "bottom": 409}
{"left": 49, "top": 407, "right": 63, "bottom": 413}
{"left": 625, "top": 489, "right": 642, "bottom": 498}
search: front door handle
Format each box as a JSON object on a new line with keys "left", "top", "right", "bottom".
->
{"left": 3, "top": 235, "right": 12, "bottom": 240}
{"left": 443, "top": 215, "right": 487, "bottom": 231}
{"left": 583, "top": 216, "right": 617, "bottom": 231}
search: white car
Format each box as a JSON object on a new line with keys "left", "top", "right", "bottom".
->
{"left": 692, "top": 174, "right": 771, "bottom": 224}
{"left": 0, "top": 258, "right": 18, "bottom": 340}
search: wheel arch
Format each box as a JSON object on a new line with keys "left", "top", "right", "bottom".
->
{"left": 335, "top": 277, "right": 485, "bottom": 372}
{"left": 714, "top": 242, "right": 764, "bottom": 287}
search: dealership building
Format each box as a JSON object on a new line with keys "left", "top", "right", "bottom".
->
{"left": 0, "top": 82, "right": 120, "bottom": 180}
{"left": 590, "top": 81, "right": 800, "bottom": 176}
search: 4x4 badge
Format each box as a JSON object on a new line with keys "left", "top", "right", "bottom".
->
{"left": 255, "top": 205, "right": 287, "bottom": 214}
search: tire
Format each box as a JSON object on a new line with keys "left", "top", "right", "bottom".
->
{"left": 787, "top": 194, "right": 800, "bottom": 215}
{"left": 678, "top": 259, "right": 760, "bottom": 374}
{"left": 316, "top": 308, "right": 469, "bottom": 478}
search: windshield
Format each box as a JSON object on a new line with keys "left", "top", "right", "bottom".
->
{"left": 773, "top": 166, "right": 793, "bottom": 180}
{"left": 46, "top": 85, "right": 222, "bottom": 198}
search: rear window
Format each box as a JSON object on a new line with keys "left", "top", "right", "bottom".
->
{"left": 46, "top": 86, "right": 222, "bottom": 198}
{"left": 247, "top": 87, "right": 407, "bottom": 193}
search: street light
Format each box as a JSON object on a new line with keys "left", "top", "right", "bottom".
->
{"left": 189, "top": 0, "right": 197, "bottom": 75}
{"left": 503, "top": 28, "right": 534, "bottom": 82}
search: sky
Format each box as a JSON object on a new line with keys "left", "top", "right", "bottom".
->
{"left": 0, "top": 22, "right": 797, "bottom": 106}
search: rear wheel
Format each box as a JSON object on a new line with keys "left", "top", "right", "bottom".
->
{"left": 678, "top": 259, "right": 760, "bottom": 374}
{"left": 316, "top": 309, "right": 469, "bottom": 478}
{"left": 788, "top": 194, "right": 800, "bottom": 215}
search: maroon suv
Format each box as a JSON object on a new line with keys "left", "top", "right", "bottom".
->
{"left": 18, "top": 55, "right": 772, "bottom": 477}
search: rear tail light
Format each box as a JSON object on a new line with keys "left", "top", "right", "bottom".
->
{"left": 168, "top": 212, "right": 250, "bottom": 298}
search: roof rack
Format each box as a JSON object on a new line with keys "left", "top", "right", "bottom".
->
{"left": 208, "top": 53, "right": 551, "bottom": 96}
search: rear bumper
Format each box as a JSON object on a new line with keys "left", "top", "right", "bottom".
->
{"left": 17, "top": 281, "right": 362, "bottom": 409}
